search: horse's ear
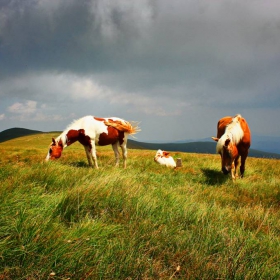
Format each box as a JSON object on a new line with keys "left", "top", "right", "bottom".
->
{"left": 52, "top": 138, "right": 56, "bottom": 145}
{"left": 211, "top": 137, "right": 219, "bottom": 142}
{"left": 224, "top": 139, "right": 230, "bottom": 147}
{"left": 58, "top": 139, "right": 63, "bottom": 148}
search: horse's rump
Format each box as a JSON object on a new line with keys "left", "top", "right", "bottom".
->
{"left": 94, "top": 117, "right": 140, "bottom": 135}
{"left": 216, "top": 116, "right": 233, "bottom": 138}
{"left": 238, "top": 117, "right": 251, "bottom": 147}
{"left": 216, "top": 115, "right": 250, "bottom": 145}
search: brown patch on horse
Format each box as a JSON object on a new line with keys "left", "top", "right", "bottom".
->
{"left": 98, "top": 126, "right": 125, "bottom": 146}
{"left": 162, "top": 151, "right": 170, "bottom": 158}
{"left": 215, "top": 116, "right": 233, "bottom": 138}
{"left": 238, "top": 117, "right": 251, "bottom": 148}
{"left": 66, "top": 129, "right": 92, "bottom": 149}
{"left": 94, "top": 117, "right": 105, "bottom": 122}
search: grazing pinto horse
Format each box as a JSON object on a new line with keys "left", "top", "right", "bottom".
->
{"left": 212, "top": 114, "right": 251, "bottom": 179}
{"left": 46, "top": 116, "right": 140, "bottom": 168}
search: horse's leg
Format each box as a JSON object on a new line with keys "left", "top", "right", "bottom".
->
{"left": 120, "top": 143, "right": 128, "bottom": 168}
{"left": 89, "top": 141, "right": 98, "bottom": 168}
{"left": 234, "top": 156, "right": 240, "bottom": 178}
{"left": 84, "top": 145, "right": 93, "bottom": 166}
{"left": 112, "top": 142, "right": 120, "bottom": 167}
{"left": 240, "top": 151, "right": 248, "bottom": 178}
{"left": 231, "top": 161, "right": 236, "bottom": 180}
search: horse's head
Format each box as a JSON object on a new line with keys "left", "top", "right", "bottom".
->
{"left": 45, "top": 138, "right": 63, "bottom": 161}
{"left": 220, "top": 138, "right": 239, "bottom": 175}
{"left": 212, "top": 137, "right": 238, "bottom": 175}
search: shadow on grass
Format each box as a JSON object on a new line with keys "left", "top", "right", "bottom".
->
{"left": 201, "top": 168, "right": 228, "bottom": 186}
{"left": 68, "top": 161, "right": 89, "bottom": 168}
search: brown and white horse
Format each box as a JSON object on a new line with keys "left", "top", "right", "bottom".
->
{"left": 46, "top": 116, "right": 140, "bottom": 168}
{"left": 212, "top": 114, "right": 251, "bottom": 179}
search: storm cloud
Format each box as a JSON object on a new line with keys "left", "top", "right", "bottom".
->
{"left": 1, "top": 0, "right": 280, "bottom": 141}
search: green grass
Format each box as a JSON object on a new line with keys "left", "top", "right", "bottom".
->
{"left": 0, "top": 133, "right": 280, "bottom": 279}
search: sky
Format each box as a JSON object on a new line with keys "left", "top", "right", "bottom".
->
{"left": 1, "top": 0, "right": 280, "bottom": 142}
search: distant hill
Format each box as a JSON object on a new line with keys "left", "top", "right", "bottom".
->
{"left": 128, "top": 140, "right": 216, "bottom": 154}
{"left": 127, "top": 140, "right": 280, "bottom": 159}
{"left": 172, "top": 135, "right": 280, "bottom": 155}
{"left": 0, "top": 128, "right": 42, "bottom": 143}
{"left": 1, "top": 127, "right": 279, "bottom": 159}
{"left": 250, "top": 135, "right": 280, "bottom": 154}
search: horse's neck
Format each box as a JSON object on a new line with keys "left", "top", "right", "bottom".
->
{"left": 57, "top": 118, "right": 84, "bottom": 147}
{"left": 225, "top": 122, "right": 244, "bottom": 144}
{"left": 56, "top": 131, "right": 67, "bottom": 147}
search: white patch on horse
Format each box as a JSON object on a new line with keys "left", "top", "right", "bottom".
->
{"left": 216, "top": 115, "right": 244, "bottom": 154}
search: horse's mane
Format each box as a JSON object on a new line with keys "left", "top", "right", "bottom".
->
{"left": 216, "top": 114, "right": 244, "bottom": 153}
{"left": 55, "top": 117, "right": 85, "bottom": 145}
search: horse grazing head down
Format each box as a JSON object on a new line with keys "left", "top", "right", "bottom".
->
{"left": 46, "top": 138, "right": 63, "bottom": 161}
{"left": 212, "top": 114, "right": 251, "bottom": 179}
{"left": 45, "top": 115, "right": 140, "bottom": 168}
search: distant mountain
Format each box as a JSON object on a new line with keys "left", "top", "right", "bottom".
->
{"left": 0, "top": 128, "right": 42, "bottom": 143}
{"left": 141, "top": 134, "right": 280, "bottom": 155}
{"left": 128, "top": 140, "right": 216, "bottom": 154}
{"left": 250, "top": 135, "right": 280, "bottom": 154}
{"left": 127, "top": 140, "right": 280, "bottom": 159}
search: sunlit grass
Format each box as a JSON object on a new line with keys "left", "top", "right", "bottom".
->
{"left": 0, "top": 134, "right": 280, "bottom": 279}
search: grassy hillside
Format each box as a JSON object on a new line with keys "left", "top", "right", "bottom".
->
{"left": 0, "top": 134, "right": 280, "bottom": 279}
{"left": 0, "top": 128, "right": 42, "bottom": 143}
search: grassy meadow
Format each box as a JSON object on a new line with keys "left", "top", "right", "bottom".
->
{"left": 0, "top": 133, "right": 280, "bottom": 279}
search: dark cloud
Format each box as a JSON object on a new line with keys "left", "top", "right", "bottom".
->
{"left": 0, "top": 0, "right": 155, "bottom": 76}
{"left": 0, "top": 0, "right": 280, "bottom": 140}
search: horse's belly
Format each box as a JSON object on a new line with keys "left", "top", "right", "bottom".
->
{"left": 96, "top": 127, "right": 125, "bottom": 146}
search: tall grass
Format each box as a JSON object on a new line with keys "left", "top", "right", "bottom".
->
{"left": 0, "top": 133, "right": 280, "bottom": 279}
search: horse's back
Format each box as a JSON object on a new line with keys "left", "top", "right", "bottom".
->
{"left": 239, "top": 117, "right": 251, "bottom": 148}
{"left": 216, "top": 115, "right": 251, "bottom": 147}
{"left": 216, "top": 116, "right": 232, "bottom": 138}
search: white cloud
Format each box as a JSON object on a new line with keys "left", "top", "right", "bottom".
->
{"left": 0, "top": 114, "right": 5, "bottom": 120}
{"left": 5, "top": 99, "right": 67, "bottom": 122}
{"left": 2, "top": 71, "right": 174, "bottom": 117}
{"left": 8, "top": 100, "right": 37, "bottom": 114}
{"left": 67, "top": 74, "right": 183, "bottom": 117}
{"left": 70, "top": 78, "right": 111, "bottom": 100}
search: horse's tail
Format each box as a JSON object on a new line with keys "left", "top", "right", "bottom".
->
{"left": 104, "top": 119, "right": 141, "bottom": 135}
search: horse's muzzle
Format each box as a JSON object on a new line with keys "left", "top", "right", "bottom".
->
{"left": 222, "top": 167, "right": 230, "bottom": 175}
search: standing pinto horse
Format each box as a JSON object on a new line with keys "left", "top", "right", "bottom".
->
{"left": 212, "top": 114, "right": 251, "bottom": 179}
{"left": 46, "top": 116, "right": 140, "bottom": 168}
